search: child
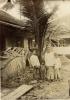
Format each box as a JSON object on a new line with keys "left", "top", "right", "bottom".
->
{"left": 29, "top": 50, "right": 40, "bottom": 79}
{"left": 54, "top": 54, "right": 61, "bottom": 81}
{"left": 45, "top": 45, "right": 55, "bottom": 81}
{"left": 29, "top": 50, "right": 40, "bottom": 68}
{"left": 40, "top": 61, "right": 46, "bottom": 80}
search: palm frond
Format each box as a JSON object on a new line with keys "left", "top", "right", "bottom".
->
{"left": 19, "top": 0, "right": 58, "bottom": 59}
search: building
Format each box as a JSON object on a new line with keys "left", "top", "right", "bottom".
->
{"left": 0, "top": 1, "right": 35, "bottom": 51}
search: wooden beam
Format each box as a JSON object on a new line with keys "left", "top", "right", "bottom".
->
{"left": 2, "top": 85, "right": 33, "bottom": 100}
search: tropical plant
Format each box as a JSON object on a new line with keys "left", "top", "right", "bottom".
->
{"left": 20, "top": 0, "right": 57, "bottom": 61}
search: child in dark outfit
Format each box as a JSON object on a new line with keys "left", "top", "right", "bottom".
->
{"left": 40, "top": 61, "right": 46, "bottom": 80}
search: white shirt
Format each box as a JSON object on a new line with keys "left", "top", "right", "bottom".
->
{"left": 55, "top": 58, "right": 61, "bottom": 69}
{"left": 45, "top": 52, "right": 56, "bottom": 66}
{"left": 29, "top": 54, "right": 40, "bottom": 67}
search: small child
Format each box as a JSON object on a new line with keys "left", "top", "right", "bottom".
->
{"left": 54, "top": 54, "right": 61, "bottom": 81}
{"left": 44, "top": 46, "right": 56, "bottom": 82}
{"left": 40, "top": 61, "right": 46, "bottom": 80}
{"left": 29, "top": 50, "right": 40, "bottom": 79}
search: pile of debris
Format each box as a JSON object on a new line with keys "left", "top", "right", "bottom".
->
{"left": 1, "top": 47, "right": 32, "bottom": 87}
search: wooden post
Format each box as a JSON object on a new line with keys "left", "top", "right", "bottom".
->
{"left": 24, "top": 39, "right": 28, "bottom": 50}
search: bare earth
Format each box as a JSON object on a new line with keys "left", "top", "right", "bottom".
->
{"left": 1, "top": 61, "right": 70, "bottom": 100}
{"left": 19, "top": 61, "right": 70, "bottom": 100}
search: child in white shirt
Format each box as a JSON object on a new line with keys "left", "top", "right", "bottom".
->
{"left": 29, "top": 50, "right": 40, "bottom": 79}
{"left": 44, "top": 46, "right": 56, "bottom": 81}
{"left": 54, "top": 54, "right": 61, "bottom": 80}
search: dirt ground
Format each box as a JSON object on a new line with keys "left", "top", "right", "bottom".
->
{"left": 18, "top": 61, "right": 70, "bottom": 100}
{"left": 1, "top": 60, "right": 70, "bottom": 100}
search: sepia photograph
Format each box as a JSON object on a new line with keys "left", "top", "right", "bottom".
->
{"left": 0, "top": 0, "right": 70, "bottom": 100}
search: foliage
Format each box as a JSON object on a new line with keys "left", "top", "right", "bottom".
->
{"left": 19, "top": 0, "right": 57, "bottom": 60}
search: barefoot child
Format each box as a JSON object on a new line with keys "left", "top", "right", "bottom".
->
{"left": 54, "top": 54, "right": 61, "bottom": 81}
{"left": 29, "top": 50, "right": 40, "bottom": 79}
{"left": 40, "top": 61, "right": 46, "bottom": 80}
{"left": 45, "top": 45, "right": 55, "bottom": 81}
